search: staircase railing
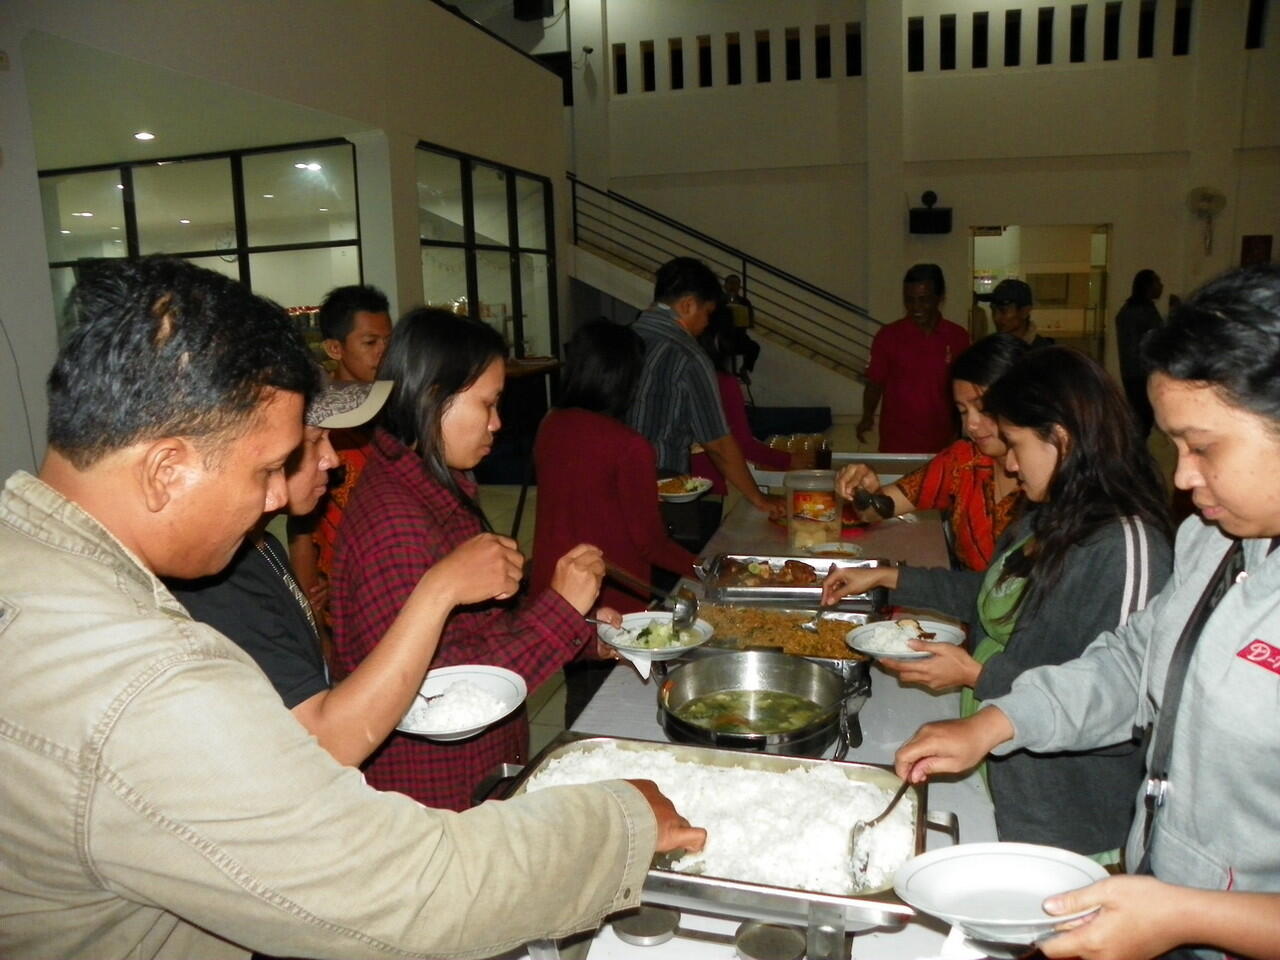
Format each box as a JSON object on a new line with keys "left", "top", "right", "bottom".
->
{"left": 568, "top": 173, "right": 884, "bottom": 378}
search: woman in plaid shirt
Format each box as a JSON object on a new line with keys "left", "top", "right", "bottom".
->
{"left": 330, "top": 309, "right": 610, "bottom": 810}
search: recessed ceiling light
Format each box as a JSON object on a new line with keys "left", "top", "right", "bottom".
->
{"left": 134, "top": 131, "right": 156, "bottom": 141}
{"left": 262, "top": 194, "right": 274, "bottom": 198}
{"left": 178, "top": 219, "right": 191, "bottom": 224}
{"left": 60, "top": 229, "right": 71, "bottom": 235}
{"left": 113, "top": 239, "right": 122, "bottom": 244}
{"left": 71, "top": 211, "right": 94, "bottom": 217}
{"left": 294, "top": 163, "right": 308, "bottom": 169}
{"left": 306, "top": 162, "right": 321, "bottom": 171}
{"left": 318, "top": 207, "right": 329, "bottom": 212}
{"left": 116, "top": 184, "right": 124, "bottom": 190}
{"left": 111, "top": 226, "right": 121, "bottom": 230}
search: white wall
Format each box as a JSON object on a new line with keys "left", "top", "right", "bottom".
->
{"left": 1, "top": 0, "right": 569, "bottom": 478}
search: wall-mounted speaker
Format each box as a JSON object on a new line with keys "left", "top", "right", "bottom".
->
{"left": 514, "top": 0, "right": 553, "bottom": 20}
{"left": 909, "top": 207, "right": 953, "bottom": 234}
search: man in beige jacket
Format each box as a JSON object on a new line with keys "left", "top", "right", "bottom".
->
{"left": 0, "top": 256, "right": 704, "bottom": 960}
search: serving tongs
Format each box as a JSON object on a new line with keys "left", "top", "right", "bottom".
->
{"left": 603, "top": 562, "right": 699, "bottom": 628}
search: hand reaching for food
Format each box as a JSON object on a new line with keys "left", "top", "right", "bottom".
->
{"left": 821, "top": 564, "right": 899, "bottom": 605}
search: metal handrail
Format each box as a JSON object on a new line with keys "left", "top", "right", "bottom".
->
{"left": 570, "top": 173, "right": 884, "bottom": 377}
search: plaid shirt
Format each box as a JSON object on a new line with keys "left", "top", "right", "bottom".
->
{"left": 330, "top": 429, "right": 592, "bottom": 810}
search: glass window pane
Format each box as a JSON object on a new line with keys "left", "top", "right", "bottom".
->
{"left": 417, "top": 150, "right": 466, "bottom": 243}
{"left": 421, "top": 246, "right": 469, "bottom": 309}
{"left": 49, "top": 267, "right": 79, "bottom": 345}
{"left": 471, "top": 164, "right": 510, "bottom": 246}
{"left": 519, "top": 252, "right": 553, "bottom": 357}
{"left": 243, "top": 144, "right": 357, "bottom": 247}
{"left": 515, "top": 176, "right": 547, "bottom": 250}
{"left": 134, "top": 158, "right": 235, "bottom": 255}
{"left": 476, "top": 249, "right": 514, "bottom": 344}
{"left": 40, "top": 171, "right": 127, "bottom": 263}
{"left": 248, "top": 246, "right": 359, "bottom": 311}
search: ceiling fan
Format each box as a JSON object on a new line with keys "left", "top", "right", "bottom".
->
{"left": 1185, "top": 186, "right": 1226, "bottom": 254}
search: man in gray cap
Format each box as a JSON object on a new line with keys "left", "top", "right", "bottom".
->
{"left": 988, "top": 278, "right": 1055, "bottom": 350}
{"left": 171, "top": 378, "right": 529, "bottom": 767}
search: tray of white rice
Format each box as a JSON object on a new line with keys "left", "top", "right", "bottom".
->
{"left": 513, "top": 734, "right": 957, "bottom": 936}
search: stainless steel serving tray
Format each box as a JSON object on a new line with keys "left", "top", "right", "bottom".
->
{"left": 696, "top": 554, "right": 890, "bottom": 611}
{"left": 506, "top": 733, "right": 958, "bottom": 942}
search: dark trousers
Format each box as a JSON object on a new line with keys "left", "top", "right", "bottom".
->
{"left": 732, "top": 328, "right": 761, "bottom": 373}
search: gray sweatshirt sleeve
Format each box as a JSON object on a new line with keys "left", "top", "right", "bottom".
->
{"left": 893, "top": 566, "right": 985, "bottom": 620}
{"left": 989, "top": 516, "right": 1175, "bottom": 754}
{"left": 975, "top": 516, "right": 1172, "bottom": 703}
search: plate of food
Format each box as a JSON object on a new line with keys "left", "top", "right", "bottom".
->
{"left": 805, "top": 541, "right": 865, "bottom": 559}
{"left": 596, "top": 611, "right": 715, "bottom": 662}
{"left": 658, "top": 475, "right": 713, "bottom": 502}
{"left": 397, "top": 664, "right": 527, "bottom": 741}
{"left": 846, "top": 618, "right": 965, "bottom": 660}
{"left": 895, "top": 842, "right": 1107, "bottom": 944}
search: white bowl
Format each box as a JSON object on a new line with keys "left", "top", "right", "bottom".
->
{"left": 658, "top": 476, "right": 713, "bottom": 503}
{"left": 846, "top": 618, "right": 966, "bottom": 660}
{"left": 597, "top": 612, "right": 715, "bottom": 661}
{"left": 397, "top": 664, "right": 527, "bottom": 742}
{"left": 894, "top": 842, "right": 1107, "bottom": 945}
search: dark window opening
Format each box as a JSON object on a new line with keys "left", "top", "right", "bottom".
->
{"left": 756, "top": 30, "right": 772, "bottom": 82}
{"left": 1005, "top": 9, "right": 1023, "bottom": 65}
{"left": 846, "top": 22, "right": 863, "bottom": 75}
{"left": 698, "top": 35, "right": 713, "bottom": 86}
{"left": 612, "top": 43, "right": 628, "bottom": 94}
{"left": 1070, "top": 4, "right": 1088, "bottom": 61}
{"left": 534, "top": 51, "right": 573, "bottom": 105}
{"left": 727, "top": 32, "right": 742, "bottom": 84}
{"left": 815, "top": 24, "right": 832, "bottom": 78}
{"left": 907, "top": 17, "right": 925, "bottom": 71}
{"left": 1245, "top": 0, "right": 1268, "bottom": 48}
{"left": 1104, "top": 2, "right": 1122, "bottom": 60}
{"left": 940, "top": 14, "right": 957, "bottom": 70}
{"left": 669, "top": 38, "right": 684, "bottom": 89}
{"left": 1038, "top": 7, "right": 1055, "bottom": 63}
{"left": 785, "top": 27, "right": 802, "bottom": 80}
{"left": 1172, "top": 0, "right": 1192, "bottom": 53}
{"left": 973, "top": 12, "right": 990, "bottom": 67}
{"left": 640, "top": 40, "right": 655, "bottom": 92}
{"left": 1138, "top": 0, "right": 1157, "bottom": 57}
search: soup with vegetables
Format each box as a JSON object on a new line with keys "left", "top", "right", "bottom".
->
{"left": 673, "top": 689, "right": 828, "bottom": 735}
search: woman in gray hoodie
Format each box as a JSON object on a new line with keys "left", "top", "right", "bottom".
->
{"left": 895, "top": 265, "right": 1280, "bottom": 960}
{"left": 825, "top": 347, "right": 1174, "bottom": 859}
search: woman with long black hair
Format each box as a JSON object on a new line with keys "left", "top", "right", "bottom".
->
{"left": 824, "top": 346, "right": 1174, "bottom": 859}
{"left": 330, "top": 309, "right": 607, "bottom": 810}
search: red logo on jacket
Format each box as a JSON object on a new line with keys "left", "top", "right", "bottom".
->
{"left": 1237, "top": 640, "right": 1280, "bottom": 675}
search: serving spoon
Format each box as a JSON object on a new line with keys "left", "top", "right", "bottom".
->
{"left": 850, "top": 778, "right": 912, "bottom": 878}
{"left": 603, "top": 562, "right": 699, "bottom": 629}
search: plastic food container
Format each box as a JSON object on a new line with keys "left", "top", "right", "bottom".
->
{"left": 784, "top": 469, "right": 841, "bottom": 550}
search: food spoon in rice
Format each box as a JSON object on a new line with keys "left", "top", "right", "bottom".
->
{"left": 850, "top": 778, "right": 913, "bottom": 878}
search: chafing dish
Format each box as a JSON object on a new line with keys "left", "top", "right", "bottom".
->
{"left": 696, "top": 554, "right": 890, "bottom": 611}
{"left": 507, "top": 734, "right": 959, "bottom": 960}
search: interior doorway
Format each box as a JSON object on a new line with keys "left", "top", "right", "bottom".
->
{"left": 970, "top": 224, "right": 1110, "bottom": 362}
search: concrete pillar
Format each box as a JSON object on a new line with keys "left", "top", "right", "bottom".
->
{"left": 350, "top": 129, "right": 424, "bottom": 318}
{"left": 863, "top": 4, "right": 906, "bottom": 329}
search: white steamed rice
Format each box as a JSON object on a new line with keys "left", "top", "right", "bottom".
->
{"left": 403, "top": 679, "right": 506, "bottom": 730}
{"left": 852, "top": 621, "right": 927, "bottom": 656}
{"left": 524, "top": 741, "right": 914, "bottom": 894}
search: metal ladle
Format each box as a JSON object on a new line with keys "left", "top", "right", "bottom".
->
{"left": 850, "top": 778, "right": 912, "bottom": 879}
{"left": 603, "top": 562, "right": 699, "bottom": 629}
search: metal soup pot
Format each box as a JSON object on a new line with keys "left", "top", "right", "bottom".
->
{"left": 658, "top": 650, "right": 866, "bottom": 758}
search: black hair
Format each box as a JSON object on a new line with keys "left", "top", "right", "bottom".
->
{"left": 951, "top": 333, "right": 1030, "bottom": 388}
{"left": 377, "top": 308, "right": 507, "bottom": 523}
{"left": 903, "top": 263, "right": 946, "bottom": 298}
{"left": 1126, "top": 269, "right": 1159, "bottom": 306}
{"left": 653, "top": 257, "right": 722, "bottom": 305}
{"left": 699, "top": 302, "right": 738, "bottom": 375}
{"left": 981, "top": 347, "right": 1172, "bottom": 609}
{"left": 557, "top": 319, "right": 645, "bottom": 419}
{"left": 47, "top": 256, "right": 317, "bottom": 469}
{"left": 318, "top": 284, "right": 390, "bottom": 342}
{"left": 1142, "top": 264, "right": 1280, "bottom": 424}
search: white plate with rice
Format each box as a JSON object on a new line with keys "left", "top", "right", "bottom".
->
{"left": 846, "top": 618, "right": 965, "bottom": 660}
{"left": 397, "top": 664, "right": 527, "bottom": 741}
{"left": 596, "top": 612, "right": 715, "bottom": 662}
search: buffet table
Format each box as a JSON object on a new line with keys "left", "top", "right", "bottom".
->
{"left": 514, "top": 506, "right": 995, "bottom": 960}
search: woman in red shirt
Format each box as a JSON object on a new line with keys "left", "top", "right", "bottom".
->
{"left": 838, "top": 334, "right": 1029, "bottom": 571}
{"left": 533, "top": 320, "right": 699, "bottom": 722}
{"left": 330, "top": 309, "right": 608, "bottom": 810}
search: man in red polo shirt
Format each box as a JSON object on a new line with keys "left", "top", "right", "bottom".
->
{"left": 857, "top": 263, "right": 970, "bottom": 453}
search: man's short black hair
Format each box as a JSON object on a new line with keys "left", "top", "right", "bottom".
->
{"left": 903, "top": 263, "right": 946, "bottom": 297}
{"left": 318, "top": 284, "right": 390, "bottom": 342}
{"left": 47, "top": 256, "right": 318, "bottom": 469}
{"left": 653, "top": 257, "right": 722, "bottom": 306}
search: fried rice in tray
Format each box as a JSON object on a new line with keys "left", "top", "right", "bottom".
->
{"left": 699, "top": 605, "right": 869, "bottom": 660}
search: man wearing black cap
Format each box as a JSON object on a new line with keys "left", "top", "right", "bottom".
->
{"left": 988, "top": 278, "right": 1055, "bottom": 351}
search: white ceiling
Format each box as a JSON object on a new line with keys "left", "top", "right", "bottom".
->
{"left": 23, "top": 30, "right": 373, "bottom": 172}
